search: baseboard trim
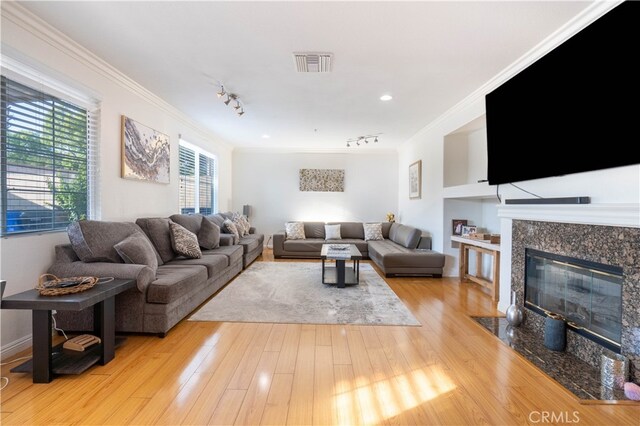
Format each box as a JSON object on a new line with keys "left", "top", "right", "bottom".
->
{"left": 1, "top": 334, "right": 32, "bottom": 361}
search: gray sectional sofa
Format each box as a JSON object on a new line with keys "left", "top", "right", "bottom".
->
{"left": 48, "top": 213, "right": 263, "bottom": 336}
{"left": 273, "top": 221, "right": 445, "bottom": 277}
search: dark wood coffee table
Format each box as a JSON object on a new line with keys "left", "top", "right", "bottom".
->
{"left": 321, "top": 244, "right": 362, "bottom": 288}
{"left": 1, "top": 278, "right": 135, "bottom": 383}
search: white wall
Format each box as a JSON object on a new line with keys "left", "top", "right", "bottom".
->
{"left": 232, "top": 150, "right": 398, "bottom": 244}
{"left": 0, "top": 4, "right": 233, "bottom": 357}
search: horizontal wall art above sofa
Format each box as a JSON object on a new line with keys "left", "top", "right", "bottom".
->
{"left": 299, "top": 168, "right": 344, "bottom": 192}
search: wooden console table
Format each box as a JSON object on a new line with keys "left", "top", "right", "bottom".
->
{"left": 1, "top": 279, "right": 135, "bottom": 383}
{"left": 451, "top": 236, "right": 500, "bottom": 302}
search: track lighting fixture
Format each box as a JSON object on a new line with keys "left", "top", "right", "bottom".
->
{"left": 216, "top": 84, "right": 246, "bottom": 117}
{"left": 346, "top": 133, "right": 382, "bottom": 148}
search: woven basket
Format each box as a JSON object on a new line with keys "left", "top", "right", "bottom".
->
{"left": 37, "top": 274, "right": 98, "bottom": 296}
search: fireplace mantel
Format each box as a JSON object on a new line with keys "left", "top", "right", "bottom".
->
{"left": 498, "top": 203, "right": 639, "bottom": 228}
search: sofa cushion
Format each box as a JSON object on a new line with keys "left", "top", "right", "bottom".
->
{"left": 223, "top": 219, "right": 240, "bottom": 244}
{"left": 169, "top": 213, "right": 203, "bottom": 235}
{"left": 114, "top": 233, "right": 159, "bottom": 272}
{"left": 166, "top": 254, "right": 228, "bottom": 278}
{"left": 205, "top": 213, "right": 226, "bottom": 231}
{"left": 67, "top": 220, "right": 154, "bottom": 264}
{"left": 238, "top": 233, "right": 263, "bottom": 254}
{"left": 285, "top": 222, "right": 305, "bottom": 240}
{"left": 325, "top": 224, "right": 341, "bottom": 240}
{"left": 199, "top": 217, "right": 221, "bottom": 249}
{"left": 381, "top": 222, "right": 393, "bottom": 239}
{"left": 204, "top": 245, "right": 243, "bottom": 265}
{"left": 147, "top": 264, "right": 208, "bottom": 304}
{"left": 334, "top": 222, "right": 364, "bottom": 240}
{"left": 169, "top": 221, "right": 202, "bottom": 259}
{"left": 304, "top": 222, "right": 325, "bottom": 239}
{"left": 363, "top": 223, "right": 384, "bottom": 241}
{"left": 283, "top": 238, "right": 325, "bottom": 252}
{"left": 136, "top": 218, "right": 175, "bottom": 264}
{"left": 389, "top": 223, "right": 422, "bottom": 249}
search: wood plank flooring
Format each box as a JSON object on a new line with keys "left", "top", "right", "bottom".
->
{"left": 1, "top": 250, "right": 639, "bottom": 425}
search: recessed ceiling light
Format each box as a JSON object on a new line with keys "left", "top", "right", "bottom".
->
{"left": 380, "top": 94, "right": 393, "bottom": 101}
{"left": 262, "top": 134, "right": 270, "bottom": 139}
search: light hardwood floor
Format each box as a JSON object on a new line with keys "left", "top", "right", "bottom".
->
{"left": 1, "top": 250, "right": 639, "bottom": 425}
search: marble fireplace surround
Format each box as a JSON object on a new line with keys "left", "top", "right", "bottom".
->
{"left": 498, "top": 204, "right": 640, "bottom": 383}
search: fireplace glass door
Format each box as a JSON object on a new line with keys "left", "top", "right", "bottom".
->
{"left": 525, "top": 248, "right": 623, "bottom": 347}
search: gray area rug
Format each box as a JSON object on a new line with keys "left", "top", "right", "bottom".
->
{"left": 189, "top": 262, "right": 420, "bottom": 326}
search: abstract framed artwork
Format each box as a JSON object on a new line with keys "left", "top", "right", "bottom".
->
{"left": 121, "top": 115, "right": 170, "bottom": 184}
{"left": 299, "top": 169, "right": 344, "bottom": 192}
{"left": 409, "top": 160, "right": 422, "bottom": 199}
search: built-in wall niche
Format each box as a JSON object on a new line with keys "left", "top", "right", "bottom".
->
{"left": 443, "top": 114, "right": 495, "bottom": 199}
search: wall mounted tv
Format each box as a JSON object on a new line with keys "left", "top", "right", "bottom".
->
{"left": 486, "top": 1, "right": 640, "bottom": 186}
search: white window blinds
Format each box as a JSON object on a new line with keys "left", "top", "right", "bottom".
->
{"left": 0, "top": 76, "right": 98, "bottom": 236}
{"left": 179, "top": 141, "right": 217, "bottom": 215}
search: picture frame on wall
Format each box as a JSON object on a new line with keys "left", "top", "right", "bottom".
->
{"left": 409, "top": 160, "right": 422, "bottom": 199}
{"left": 121, "top": 115, "right": 170, "bottom": 184}
{"left": 452, "top": 219, "right": 468, "bottom": 236}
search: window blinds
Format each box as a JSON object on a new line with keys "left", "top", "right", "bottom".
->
{"left": 0, "top": 76, "right": 98, "bottom": 236}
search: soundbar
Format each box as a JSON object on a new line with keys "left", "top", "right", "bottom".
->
{"left": 505, "top": 196, "right": 591, "bottom": 205}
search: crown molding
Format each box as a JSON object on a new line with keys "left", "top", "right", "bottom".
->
{"left": 1, "top": 1, "right": 232, "bottom": 150}
{"left": 403, "top": 0, "right": 623, "bottom": 146}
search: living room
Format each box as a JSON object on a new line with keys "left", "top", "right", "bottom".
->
{"left": 1, "top": 1, "right": 640, "bottom": 424}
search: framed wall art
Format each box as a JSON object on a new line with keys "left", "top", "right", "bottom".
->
{"left": 121, "top": 115, "right": 170, "bottom": 184}
{"left": 409, "top": 160, "right": 422, "bottom": 199}
{"left": 299, "top": 169, "right": 344, "bottom": 192}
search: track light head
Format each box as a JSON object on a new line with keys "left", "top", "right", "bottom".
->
{"left": 223, "top": 95, "right": 232, "bottom": 105}
{"left": 233, "top": 101, "right": 241, "bottom": 110}
{"left": 216, "top": 87, "right": 226, "bottom": 98}
{"left": 237, "top": 109, "right": 245, "bottom": 116}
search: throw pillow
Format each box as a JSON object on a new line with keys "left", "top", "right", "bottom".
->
{"left": 232, "top": 212, "right": 249, "bottom": 237}
{"left": 223, "top": 219, "right": 240, "bottom": 244}
{"left": 199, "top": 217, "right": 221, "bottom": 249}
{"left": 285, "top": 222, "right": 305, "bottom": 240}
{"left": 325, "top": 224, "right": 342, "bottom": 240}
{"left": 169, "top": 221, "right": 202, "bottom": 259}
{"left": 363, "top": 222, "right": 384, "bottom": 241}
{"left": 113, "top": 233, "right": 159, "bottom": 272}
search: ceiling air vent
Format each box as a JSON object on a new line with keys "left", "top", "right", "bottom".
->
{"left": 293, "top": 52, "right": 333, "bottom": 72}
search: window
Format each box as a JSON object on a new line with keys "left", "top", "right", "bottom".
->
{"left": 179, "top": 140, "right": 217, "bottom": 215}
{"left": 0, "top": 76, "right": 98, "bottom": 236}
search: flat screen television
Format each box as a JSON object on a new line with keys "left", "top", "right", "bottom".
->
{"left": 486, "top": 1, "right": 640, "bottom": 186}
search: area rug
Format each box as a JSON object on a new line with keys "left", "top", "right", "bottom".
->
{"left": 188, "top": 262, "right": 420, "bottom": 326}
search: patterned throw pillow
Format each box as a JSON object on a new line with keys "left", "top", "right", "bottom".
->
{"left": 364, "top": 222, "right": 384, "bottom": 241}
{"left": 325, "top": 224, "right": 341, "bottom": 240}
{"left": 169, "top": 221, "right": 202, "bottom": 258}
{"left": 285, "top": 222, "right": 305, "bottom": 240}
{"left": 223, "top": 219, "right": 240, "bottom": 244}
{"left": 232, "top": 212, "right": 250, "bottom": 236}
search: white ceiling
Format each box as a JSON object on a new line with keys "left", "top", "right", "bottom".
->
{"left": 18, "top": 1, "right": 591, "bottom": 151}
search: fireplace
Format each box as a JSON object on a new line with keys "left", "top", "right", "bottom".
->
{"left": 509, "top": 219, "right": 640, "bottom": 383}
{"left": 524, "top": 248, "right": 623, "bottom": 352}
